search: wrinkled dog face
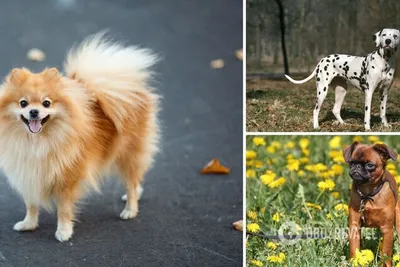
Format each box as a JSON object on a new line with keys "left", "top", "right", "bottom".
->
{"left": 0, "top": 68, "right": 67, "bottom": 134}
{"left": 373, "top": 28, "right": 400, "bottom": 51}
{"left": 343, "top": 142, "right": 398, "bottom": 184}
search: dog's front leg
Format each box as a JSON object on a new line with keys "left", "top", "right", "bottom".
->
{"left": 380, "top": 85, "right": 392, "bottom": 128}
{"left": 364, "top": 85, "right": 376, "bottom": 130}
{"left": 13, "top": 201, "right": 39, "bottom": 231}
{"left": 54, "top": 190, "right": 79, "bottom": 242}
{"left": 380, "top": 225, "right": 394, "bottom": 267}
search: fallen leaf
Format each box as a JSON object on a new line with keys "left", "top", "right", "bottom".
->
{"left": 201, "top": 158, "right": 230, "bottom": 174}
{"left": 210, "top": 59, "right": 224, "bottom": 69}
{"left": 27, "top": 48, "right": 46, "bottom": 62}
{"left": 232, "top": 220, "right": 243, "bottom": 231}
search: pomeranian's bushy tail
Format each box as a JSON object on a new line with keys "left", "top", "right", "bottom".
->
{"left": 63, "top": 31, "right": 159, "bottom": 132}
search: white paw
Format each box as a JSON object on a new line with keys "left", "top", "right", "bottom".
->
{"left": 55, "top": 226, "right": 73, "bottom": 242}
{"left": 13, "top": 220, "right": 38, "bottom": 231}
{"left": 383, "top": 123, "right": 392, "bottom": 128}
{"left": 121, "top": 185, "right": 143, "bottom": 202}
{"left": 120, "top": 208, "right": 138, "bottom": 220}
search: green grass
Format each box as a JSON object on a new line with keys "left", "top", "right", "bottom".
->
{"left": 246, "top": 79, "right": 400, "bottom": 132}
{"left": 246, "top": 135, "right": 400, "bottom": 266}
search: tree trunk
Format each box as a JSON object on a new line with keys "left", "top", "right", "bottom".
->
{"left": 275, "top": 0, "right": 289, "bottom": 74}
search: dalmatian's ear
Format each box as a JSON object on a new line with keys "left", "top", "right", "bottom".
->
{"left": 373, "top": 29, "right": 383, "bottom": 47}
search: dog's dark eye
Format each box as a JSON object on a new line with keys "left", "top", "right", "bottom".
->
{"left": 42, "top": 100, "right": 51, "bottom": 108}
{"left": 366, "top": 163, "right": 375, "bottom": 169}
{"left": 383, "top": 34, "right": 387, "bottom": 36}
{"left": 20, "top": 100, "right": 28, "bottom": 108}
{"left": 394, "top": 35, "right": 398, "bottom": 39}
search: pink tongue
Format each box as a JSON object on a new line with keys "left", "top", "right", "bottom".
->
{"left": 28, "top": 120, "right": 42, "bottom": 133}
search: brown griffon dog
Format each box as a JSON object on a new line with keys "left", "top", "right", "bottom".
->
{"left": 344, "top": 141, "right": 400, "bottom": 266}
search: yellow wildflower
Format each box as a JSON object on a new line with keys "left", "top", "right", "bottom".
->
{"left": 246, "top": 169, "right": 256, "bottom": 178}
{"left": 267, "top": 252, "right": 286, "bottom": 263}
{"left": 246, "top": 150, "right": 257, "bottom": 160}
{"left": 329, "top": 136, "right": 341, "bottom": 149}
{"left": 334, "top": 203, "right": 349, "bottom": 214}
{"left": 393, "top": 254, "right": 400, "bottom": 262}
{"left": 333, "top": 155, "right": 345, "bottom": 163}
{"left": 326, "top": 213, "right": 332, "bottom": 220}
{"left": 260, "top": 171, "right": 276, "bottom": 185}
{"left": 250, "top": 259, "right": 263, "bottom": 266}
{"left": 387, "top": 162, "right": 396, "bottom": 171}
{"left": 300, "top": 157, "right": 309, "bottom": 164}
{"left": 306, "top": 202, "right": 322, "bottom": 210}
{"left": 272, "top": 212, "right": 284, "bottom": 222}
{"left": 268, "top": 177, "right": 286, "bottom": 188}
{"left": 318, "top": 179, "right": 336, "bottom": 191}
{"left": 331, "top": 164, "right": 344, "bottom": 175}
{"left": 271, "top": 141, "right": 281, "bottom": 149}
{"left": 267, "top": 242, "right": 278, "bottom": 250}
{"left": 353, "top": 136, "right": 364, "bottom": 142}
{"left": 396, "top": 176, "right": 400, "bottom": 184}
{"left": 253, "top": 137, "right": 266, "bottom": 146}
{"left": 247, "top": 210, "right": 257, "bottom": 220}
{"left": 299, "top": 138, "right": 309, "bottom": 149}
{"left": 297, "top": 170, "right": 305, "bottom": 177}
{"left": 287, "top": 159, "right": 300, "bottom": 171}
{"left": 331, "top": 192, "right": 340, "bottom": 198}
{"left": 267, "top": 146, "right": 276, "bottom": 154}
{"left": 352, "top": 249, "right": 374, "bottom": 266}
{"left": 329, "top": 150, "right": 342, "bottom": 159}
{"left": 253, "top": 160, "right": 264, "bottom": 168}
{"left": 302, "top": 148, "right": 310, "bottom": 157}
{"left": 368, "top": 136, "right": 379, "bottom": 143}
{"left": 247, "top": 223, "right": 260, "bottom": 233}
{"left": 285, "top": 141, "right": 295, "bottom": 149}
{"left": 396, "top": 263, "right": 400, "bottom": 267}
{"left": 260, "top": 207, "right": 265, "bottom": 213}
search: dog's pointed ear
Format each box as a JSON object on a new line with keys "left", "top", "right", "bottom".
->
{"left": 343, "top": 141, "right": 360, "bottom": 163}
{"left": 373, "top": 29, "right": 383, "bottom": 47}
{"left": 373, "top": 143, "right": 398, "bottom": 161}
{"left": 41, "top": 68, "right": 60, "bottom": 82}
{"left": 8, "top": 68, "right": 29, "bottom": 86}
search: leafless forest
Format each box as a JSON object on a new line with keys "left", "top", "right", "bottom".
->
{"left": 247, "top": 0, "right": 400, "bottom": 75}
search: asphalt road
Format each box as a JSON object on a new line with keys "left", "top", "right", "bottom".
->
{"left": 0, "top": 1, "right": 243, "bottom": 266}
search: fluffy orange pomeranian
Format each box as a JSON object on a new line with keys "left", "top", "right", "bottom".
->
{"left": 0, "top": 32, "right": 160, "bottom": 242}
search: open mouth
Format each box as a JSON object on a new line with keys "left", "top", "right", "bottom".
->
{"left": 21, "top": 115, "right": 50, "bottom": 133}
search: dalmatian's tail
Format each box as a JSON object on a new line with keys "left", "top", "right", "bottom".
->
{"left": 284, "top": 67, "right": 317, "bottom": 84}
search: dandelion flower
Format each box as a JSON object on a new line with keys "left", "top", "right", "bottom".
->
{"left": 297, "top": 170, "right": 305, "bottom": 177}
{"left": 247, "top": 210, "right": 257, "bottom": 220}
{"left": 252, "top": 137, "right": 266, "bottom": 146}
{"left": 285, "top": 141, "right": 295, "bottom": 149}
{"left": 352, "top": 249, "right": 374, "bottom": 266}
{"left": 329, "top": 136, "right": 341, "bottom": 149}
{"left": 270, "top": 141, "right": 281, "bottom": 149}
{"left": 299, "top": 138, "right": 309, "bottom": 149}
{"left": 318, "top": 179, "right": 335, "bottom": 191}
{"left": 272, "top": 212, "right": 284, "bottom": 222}
{"left": 368, "top": 136, "right": 379, "bottom": 143}
{"left": 260, "top": 207, "right": 265, "bottom": 213}
{"left": 268, "top": 177, "right": 286, "bottom": 188}
{"left": 267, "top": 252, "right": 286, "bottom": 263}
{"left": 353, "top": 136, "right": 364, "bottom": 142}
{"left": 393, "top": 254, "right": 400, "bottom": 262}
{"left": 246, "top": 150, "right": 257, "bottom": 160}
{"left": 246, "top": 169, "right": 256, "bottom": 178}
{"left": 331, "top": 164, "right": 344, "bottom": 175}
{"left": 247, "top": 223, "right": 260, "bottom": 233}
{"left": 333, "top": 155, "right": 345, "bottom": 163}
{"left": 260, "top": 171, "right": 276, "bottom": 185}
{"left": 306, "top": 202, "right": 322, "bottom": 210}
{"left": 250, "top": 259, "right": 263, "bottom": 267}
{"left": 267, "top": 146, "right": 276, "bottom": 154}
{"left": 286, "top": 159, "right": 300, "bottom": 171}
{"left": 331, "top": 192, "right": 340, "bottom": 198}
{"left": 329, "top": 150, "right": 342, "bottom": 159}
{"left": 267, "top": 242, "right": 278, "bottom": 250}
{"left": 334, "top": 203, "right": 349, "bottom": 214}
{"left": 326, "top": 213, "right": 332, "bottom": 220}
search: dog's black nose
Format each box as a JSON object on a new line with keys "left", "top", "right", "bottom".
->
{"left": 386, "top": 39, "right": 392, "bottom": 45}
{"left": 29, "top": 109, "right": 39, "bottom": 119}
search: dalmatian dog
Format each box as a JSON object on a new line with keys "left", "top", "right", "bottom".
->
{"left": 285, "top": 28, "right": 400, "bottom": 130}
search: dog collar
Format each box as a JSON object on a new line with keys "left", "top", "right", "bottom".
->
{"left": 356, "top": 180, "right": 386, "bottom": 224}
